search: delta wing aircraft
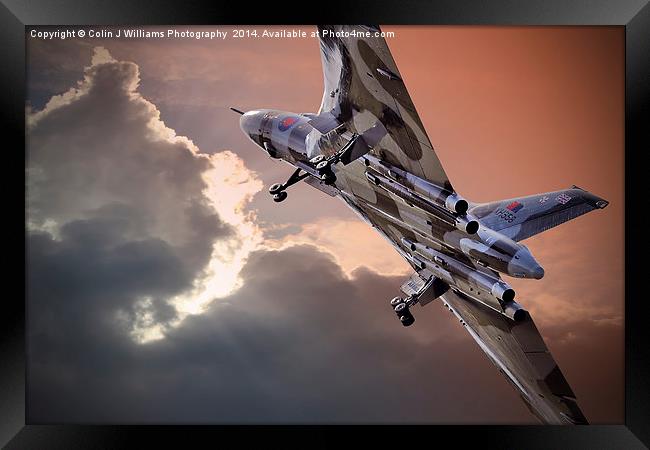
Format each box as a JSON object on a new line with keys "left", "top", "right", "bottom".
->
{"left": 233, "top": 25, "right": 608, "bottom": 424}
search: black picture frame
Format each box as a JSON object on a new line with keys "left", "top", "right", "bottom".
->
{"left": 5, "top": 0, "right": 648, "bottom": 447}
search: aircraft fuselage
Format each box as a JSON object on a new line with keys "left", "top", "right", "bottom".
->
{"left": 239, "top": 108, "right": 545, "bottom": 319}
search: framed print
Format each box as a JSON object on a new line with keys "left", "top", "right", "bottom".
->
{"left": 4, "top": 0, "right": 649, "bottom": 447}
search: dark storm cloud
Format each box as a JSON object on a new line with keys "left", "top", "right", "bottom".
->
{"left": 29, "top": 238, "right": 621, "bottom": 423}
{"left": 27, "top": 55, "right": 230, "bottom": 262}
{"left": 29, "top": 244, "right": 538, "bottom": 423}
{"left": 26, "top": 48, "right": 252, "bottom": 341}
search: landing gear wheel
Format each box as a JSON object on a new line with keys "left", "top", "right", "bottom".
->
{"left": 310, "top": 155, "right": 325, "bottom": 164}
{"left": 400, "top": 313, "right": 415, "bottom": 327}
{"left": 269, "top": 183, "right": 284, "bottom": 195}
{"left": 394, "top": 302, "right": 408, "bottom": 314}
{"left": 321, "top": 172, "right": 337, "bottom": 185}
{"left": 272, "top": 191, "right": 288, "bottom": 203}
{"left": 394, "top": 300, "right": 415, "bottom": 327}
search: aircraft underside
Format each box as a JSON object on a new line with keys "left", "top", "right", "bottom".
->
{"left": 234, "top": 25, "right": 609, "bottom": 425}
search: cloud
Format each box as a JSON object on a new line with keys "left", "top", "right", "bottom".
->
{"left": 28, "top": 236, "right": 623, "bottom": 423}
{"left": 29, "top": 243, "right": 538, "bottom": 423}
{"left": 27, "top": 47, "right": 263, "bottom": 342}
{"left": 264, "top": 218, "right": 411, "bottom": 277}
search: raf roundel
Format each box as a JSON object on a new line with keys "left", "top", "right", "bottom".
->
{"left": 506, "top": 201, "right": 524, "bottom": 213}
{"left": 278, "top": 116, "right": 298, "bottom": 131}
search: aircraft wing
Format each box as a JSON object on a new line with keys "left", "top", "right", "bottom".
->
{"left": 343, "top": 194, "right": 587, "bottom": 424}
{"left": 441, "top": 289, "right": 588, "bottom": 424}
{"left": 317, "top": 25, "right": 454, "bottom": 192}
{"left": 469, "top": 186, "right": 609, "bottom": 242}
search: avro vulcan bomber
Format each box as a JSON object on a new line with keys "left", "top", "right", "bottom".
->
{"left": 234, "top": 25, "right": 608, "bottom": 424}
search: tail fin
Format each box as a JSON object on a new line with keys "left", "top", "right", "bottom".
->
{"left": 470, "top": 186, "right": 608, "bottom": 242}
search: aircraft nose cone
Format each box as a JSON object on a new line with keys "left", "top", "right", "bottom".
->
{"left": 530, "top": 265, "right": 545, "bottom": 280}
{"left": 239, "top": 110, "right": 262, "bottom": 136}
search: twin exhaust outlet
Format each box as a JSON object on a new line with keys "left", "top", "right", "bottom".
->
{"left": 401, "top": 238, "right": 528, "bottom": 322}
{"left": 363, "top": 155, "right": 479, "bottom": 235}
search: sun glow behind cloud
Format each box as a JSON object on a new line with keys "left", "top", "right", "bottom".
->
{"left": 27, "top": 47, "right": 266, "bottom": 344}
{"left": 129, "top": 156, "right": 265, "bottom": 343}
{"left": 172, "top": 151, "right": 264, "bottom": 316}
{"left": 119, "top": 88, "right": 266, "bottom": 343}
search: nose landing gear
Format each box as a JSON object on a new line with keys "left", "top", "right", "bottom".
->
{"left": 267, "top": 153, "right": 340, "bottom": 203}
{"left": 267, "top": 167, "right": 310, "bottom": 203}
{"left": 271, "top": 190, "right": 288, "bottom": 203}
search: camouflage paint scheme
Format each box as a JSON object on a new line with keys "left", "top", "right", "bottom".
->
{"left": 238, "top": 25, "right": 609, "bottom": 424}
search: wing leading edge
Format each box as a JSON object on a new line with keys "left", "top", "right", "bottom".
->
{"left": 316, "top": 25, "right": 454, "bottom": 192}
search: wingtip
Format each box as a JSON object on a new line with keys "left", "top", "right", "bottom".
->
{"left": 571, "top": 185, "right": 609, "bottom": 209}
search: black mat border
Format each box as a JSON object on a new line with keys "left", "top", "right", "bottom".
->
{"left": 3, "top": 0, "right": 648, "bottom": 448}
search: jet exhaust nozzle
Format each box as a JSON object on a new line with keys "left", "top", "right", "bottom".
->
{"left": 491, "top": 282, "right": 516, "bottom": 303}
{"left": 445, "top": 194, "right": 469, "bottom": 215}
{"left": 455, "top": 216, "right": 479, "bottom": 235}
{"left": 502, "top": 301, "right": 528, "bottom": 322}
{"left": 405, "top": 239, "right": 517, "bottom": 306}
{"left": 364, "top": 155, "right": 472, "bottom": 217}
{"left": 411, "top": 255, "right": 426, "bottom": 270}
{"left": 401, "top": 238, "right": 417, "bottom": 251}
{"left": 367, "top": 169, "right": 480, "bottom": 236}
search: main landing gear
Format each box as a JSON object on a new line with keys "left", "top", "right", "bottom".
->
{"left": 390, "top": 296, "right": 416, "bottom": 327}
{"left": 268, "top": 155, "right": 337, "bottom": 203}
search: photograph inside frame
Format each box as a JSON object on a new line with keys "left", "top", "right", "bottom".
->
{"left": 25, "top": 25, "right": 623, "bottom": 424}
